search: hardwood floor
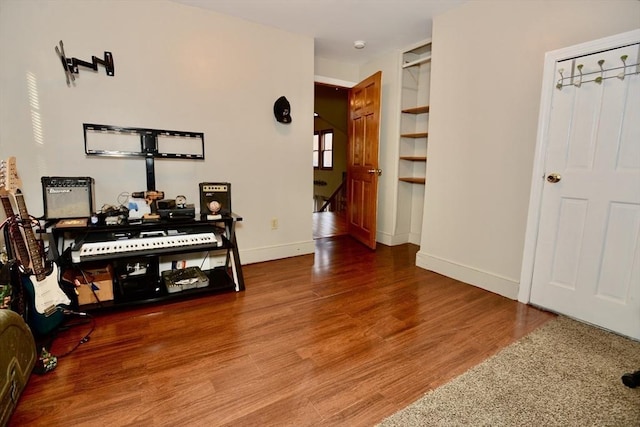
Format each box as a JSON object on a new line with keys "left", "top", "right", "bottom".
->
{"left": 9, "top": 236, "right": 554, "bottom": 426}
{"left": 313, "top": 211, "right": 347, "bottom": 239}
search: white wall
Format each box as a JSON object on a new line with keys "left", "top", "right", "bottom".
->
{"left": 315, "top": 57, "right": 360, "bottom": 87}
{"left": 417, "top": 0, "right": 640, "bottom": 298}
{"left": 0, "top": 0, "right": 316, "bottom": 264}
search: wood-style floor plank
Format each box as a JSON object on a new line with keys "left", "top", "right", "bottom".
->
{"left": 313, "top": 211, "right": 348, "bottom": 239}
{"left": 9, "top": 236, "right": 554, "bottom": 426}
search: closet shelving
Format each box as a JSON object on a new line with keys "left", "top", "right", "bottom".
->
{"left": 393, "top": 39, "right": 432, "bottom": 245}
{"left": 398, "top": 41, "right": 431, "bottom": 185}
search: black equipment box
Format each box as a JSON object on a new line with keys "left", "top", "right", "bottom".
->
{"left": 114, "top": 258, "right": 160, "bottom": 299}
{"left": 158, "top": 205, "right": 196, "bottom": 220}
{"left": 41, "top": 176, "right": 94, "bottom": 220}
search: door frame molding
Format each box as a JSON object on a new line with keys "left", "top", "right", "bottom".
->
{"left": 518, "top": 29, "right": 640, "bottom": 304}
{"left": 314, "top": 75, "right": 356, "bottom": 89}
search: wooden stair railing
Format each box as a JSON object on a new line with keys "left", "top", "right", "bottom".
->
{"left": 319, "top": 179, "right": 346, "bottom": 213}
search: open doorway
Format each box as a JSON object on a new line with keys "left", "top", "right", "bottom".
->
{"left": 313, "top": 83, "right": 348, "bottom": 239}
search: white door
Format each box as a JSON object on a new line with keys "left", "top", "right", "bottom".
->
{"left": 529, "top": 33, "right": 640, "bottom": 340}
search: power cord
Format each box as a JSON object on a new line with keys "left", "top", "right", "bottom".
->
{"left": 200, "top": 251, "right": 211, "bottom": 270}
{"left": 54, "top": 308, "right": 96, "bottom": 358}
{"left": 80, "top": 268, "right": 104, "bottom": 308}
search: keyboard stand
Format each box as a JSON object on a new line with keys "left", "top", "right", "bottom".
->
{"left": 51, "top": 214, "right": 244, "bottom": 310}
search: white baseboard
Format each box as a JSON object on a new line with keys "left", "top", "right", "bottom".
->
{"left": 240, "top": 240, "right": 315, "bottom": 265}
{"left": 377, "top": 230, "right": 403, "bottom": 246}
{"left": 415, "top": 251, "right": 519, "bottom": 299}
{"left": 377, "top": 231, "right": 421, "bottom": 246}
{"left": 376, "top": 230, "right": 393, "bottom": 246}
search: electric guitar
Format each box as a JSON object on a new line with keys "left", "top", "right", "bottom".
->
{"left": 0, "top": 162, "right": 31, "bottom": 271}
{"left": 0, "top": 157, "right": 69, "bottom": 335}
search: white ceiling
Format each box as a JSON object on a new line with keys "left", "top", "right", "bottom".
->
{"left": 169, "top": 0, "right": 468, "bottom": 64}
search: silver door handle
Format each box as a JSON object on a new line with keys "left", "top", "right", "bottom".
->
{"left": 368, "top": 169, "right": 382, "bottom": 176}
{"left": 546, "top": 173, "right": 561, "bottom": 183}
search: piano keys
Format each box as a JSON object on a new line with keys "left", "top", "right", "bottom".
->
{"left": 71, "top": 229, "right": 223, "bottom": 263}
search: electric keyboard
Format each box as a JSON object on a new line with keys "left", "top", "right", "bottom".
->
{"left": 71, "top": 230, "right": 223, "bottom": 263}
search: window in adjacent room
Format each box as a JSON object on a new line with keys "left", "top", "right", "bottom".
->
{"left": 313, "top": 130, "right": 333, "bottom": 169}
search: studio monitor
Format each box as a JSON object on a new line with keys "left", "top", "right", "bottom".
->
{"left": 41, "top": 176, "right": 95, "bottom": 220}
{"left": 199, "top": 182, "right": 231, "bottom": 217}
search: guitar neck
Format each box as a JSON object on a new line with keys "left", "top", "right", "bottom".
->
{"left": 14, "top": 193, "right": 47, "bottom": 281}
{"left": 0, "top": 195, "right": 32, "bottom": 269}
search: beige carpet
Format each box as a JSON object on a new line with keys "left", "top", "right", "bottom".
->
{"left": 379, "top": 316, "right": 640, "bottom": 427}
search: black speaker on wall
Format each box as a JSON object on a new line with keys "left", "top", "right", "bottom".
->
{"left": 199, "top": 182, "right": 231, "bottom": 218}
{"left": 41, "top": 176, "right": 95, "bottom": 220}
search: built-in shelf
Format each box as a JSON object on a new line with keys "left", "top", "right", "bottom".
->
{"left": 399, "top": 177, "right": 426, "bottom": 184}
{"left": 400, "top": 132, "right": 428, "bottom": 138}
{"left": 402, "top": 106, "right": 429, "bottom": 114}
{"left": 398, "top": 39, "right": 431, "bottom": 197}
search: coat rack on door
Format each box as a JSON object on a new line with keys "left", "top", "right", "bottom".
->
{"left": 556, "top": 52, "right": 639, "bottom": 90}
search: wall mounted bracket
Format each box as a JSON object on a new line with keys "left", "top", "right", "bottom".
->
{"left": 55, "top": 40, "right": 114, "bottom": 86}
{"left": 83, "top": 123, "right": 205, "bottom": 191}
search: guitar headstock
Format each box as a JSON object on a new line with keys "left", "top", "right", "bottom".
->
{"left": 0, "top": 159, "right": 7, "bottom": 196}
{"left": 0, "top": 157, "right": 22, "bottom": 196}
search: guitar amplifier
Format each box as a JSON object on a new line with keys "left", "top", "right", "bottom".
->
{"left": 199, "top": 182, "right": 231, "bottom": 217}
{"left": 41, "top": 176, "right": 95, "bottom": 220}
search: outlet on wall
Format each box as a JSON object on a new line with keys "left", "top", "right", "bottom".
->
{"left": 271, "top": 218, "right": 278, "bottom": 230}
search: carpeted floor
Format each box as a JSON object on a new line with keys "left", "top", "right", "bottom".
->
{"left": 378, "top": 316, "right": 640, "bottom": 427}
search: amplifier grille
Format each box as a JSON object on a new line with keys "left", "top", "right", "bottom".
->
{"left": 41, "top": 176, "right": 95, "bottom": 220}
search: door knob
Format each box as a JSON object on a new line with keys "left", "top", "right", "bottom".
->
{"left": 546, "top": 173, "right": 561, "bottom": 183}
{"left": 368, "top": 169, "right": 382, "bottom": 176}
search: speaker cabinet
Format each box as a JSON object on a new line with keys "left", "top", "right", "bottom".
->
{"left": 41, "top": 176, "right": 95, "bottom": 220}
{"left": 199, "top": 182, "right": 231, "bottom": 217}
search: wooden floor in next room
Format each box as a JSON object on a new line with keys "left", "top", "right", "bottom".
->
{"left": 10, "top": 235, "right": 555, "bottom": 426}
{"left": 313, "top": 211, "right": 348, "bottom": 239}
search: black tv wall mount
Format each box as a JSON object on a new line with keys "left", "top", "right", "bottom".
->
{"left": 83, "top": 123, "right": 205, "bottom": 191}
{"left": 55, "top": 40, "right": 114, "bottom": 86}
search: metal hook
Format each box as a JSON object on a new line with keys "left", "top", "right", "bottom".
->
{"left": 574, "top": 64, "right": 583, "bottom": 88}
{"left": 618, "top": 55, "right": 628, "bottom": 80}
{"left": 556, "top": 68, "right": 564, "bottom": 90}
{"left": 595, "top": 59, "right": 605, "bottom": 84}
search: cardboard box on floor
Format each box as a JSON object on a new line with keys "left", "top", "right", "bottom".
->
{"left": 74, "top": 264, "right": 114, "bottom": 306}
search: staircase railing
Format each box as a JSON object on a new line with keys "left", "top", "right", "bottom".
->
{"left": 318, "top": 179, "right": 346, "bottom": 213}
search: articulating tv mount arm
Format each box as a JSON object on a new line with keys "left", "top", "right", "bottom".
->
{"left": 55, "top": 40, "right": 114, "bottom": 86}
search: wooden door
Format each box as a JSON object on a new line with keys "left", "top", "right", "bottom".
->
{"left": 347, "top": 71, "right": 382, "bottom": 249}
{"left": 530, "top": 36, "right": 640, "bottom": 340}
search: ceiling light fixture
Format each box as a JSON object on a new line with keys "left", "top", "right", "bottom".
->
{"left": 354, "top": 40, "right": 366, "bottom": 49}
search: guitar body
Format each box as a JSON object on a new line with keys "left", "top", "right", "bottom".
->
{"left": 28, "top": 264, "right": 70, "bottom": 314}
{"left": 21, "top": 265, "right": 67, "bottom": 336}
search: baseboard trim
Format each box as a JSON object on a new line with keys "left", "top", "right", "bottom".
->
{"left": 415, "top": 251, "right": 519, "bottom": 299}
{"left": 377, "top": 231, "right": 407, "bottom": 246}
{"left": 240, "top": 240, "right": 316, "bottom": 265}
{"left": 377, "top": 231, "right": 422, "bottom": 246}
{"left": 376, "top": 231, "right": 394, "bottom": 246}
